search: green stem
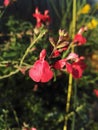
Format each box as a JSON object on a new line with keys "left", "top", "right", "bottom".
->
{"left": 63, "top": 0, "right": 76, "bottom": 130}
{"left": 62, "top": 42, "right": 74, "bottom": 58}
{"left": 0, "top": 69, "right": 19, "bottom": 80}
{"left": 0, "top": 6, "right": 7, "bottom": 18}
{"left": 72, "top": 0, "right": 76, "bottom": 39}
{"left": 19, "top": 30, "right": 47, "bottom": 66}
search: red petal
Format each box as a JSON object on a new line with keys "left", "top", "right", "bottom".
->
{"left": 54, "top": 59, "right": 66, "bottom": 69}
{"left": 41, "top": 61, "right": 53, "bottom": 82}
{"left": 39, "top": 49, "right": 46, "bottom": 60}
{"left": 29, "top": 60, "right": 42, "bottom": 82}
{"left": 29, "top": 60, "right": 53, "bottom": 83}
{"left": 72, "top": 66, "right": 83, "bottom": 78}
{"left": 65, "top": 62, "right": 72, "bottom": 73}
{"left": 74, "top": 34, "right": 86, "bottom": 45}
{"left": 66, "top": 53, "right": 79, "bottom": 61}
{"left": 52, "top": 50, "right": 60, "bottom": 57}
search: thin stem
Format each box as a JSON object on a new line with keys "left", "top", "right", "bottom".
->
{"left": 63, "top": 74, "right": 73, "bottom": 130}
{"left": 0, "top": 69, "right": 19, "bottom": 80}
{"left": 0, "top": 6, "right": 7, "bottom": 18}
{"left": 72, "top": 0, "right": 76, "bottom": 39}
{"left": 63, "top": 0, "right": 76, "bottom": 130}
{"left": 62, "top": 42, "right": 74, "bottom": 58}
{"left": 19, "top": 30, "right": 47, "bottom": 66}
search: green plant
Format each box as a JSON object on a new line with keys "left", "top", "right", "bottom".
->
{"left": 0, "top": 0, "right": 98, "bottom": 130}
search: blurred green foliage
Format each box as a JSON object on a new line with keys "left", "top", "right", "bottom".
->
{"left": 0, "top": 0, "right": 98, "bottom": 130}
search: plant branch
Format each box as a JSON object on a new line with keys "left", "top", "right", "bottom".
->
{"left": 19, "top": 30, "right": 47, "bottom": 66}
{"left": 63, "top": 0, "right": 76, "bottom": 130}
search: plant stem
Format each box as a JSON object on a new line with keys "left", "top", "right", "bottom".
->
{"left": 63, "top": 0, "right": 76, "bottom": 130}
{"left": 19, "top": 29, "right": 47, "bottom": 66}
{"left": 71, "top": 0, "right": 76, "bottom": 129}
{"left": 0, "top": 69, "right": 19, "bottom": 80}
{"left": 0, "top": 6, "right": 7, "bottom": 18}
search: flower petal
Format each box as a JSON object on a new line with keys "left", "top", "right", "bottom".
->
{"left": 74, "top": 34, "right": 86, "bottom": 45}
{"left": 66, "top": 53, "right": 79, "bottom": 61}
{"left": 39, "top": 49, "right": 46, "bottom": 60}
{"left": 29, "top": 60, "right": 53, "bottom": 83}
{"left": 41, "top": 61, "right": 53, "bottom": 82}
{"left": 29, "top": 60, "right": 43, "bottom": 82}
{"left": 54, "top": 59, "right": 66, "bottom": 69}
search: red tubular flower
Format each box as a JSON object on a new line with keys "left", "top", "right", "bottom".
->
{"left": 93, "top": 89, "right": 98, "bottom": 97}
{"left": 52, "top": 50, "right": 60, "bottom": 58}
{"left": 33, "top": 8, "right": 43, "bottom": 28}
{"left": 42, "top": 10, "right": 51, "bottom": 23}
{"left": 53, "top": 59, "right": 66, "bottom": 69}
{"left": 29, "top": 49, "right": 53, "bottom": 83}
{"left": 54, "top": 53, "right": 86, "bottom": 79}
{"left": 33, "top": 7, "right": 51, "bottom": 28}
{"left": 73, "top": 34, "right": 86, "bottom": 45}
{"left": 66, "top": 60, "right": 87, "bottom": 78}
{"left": 4, "top": 0, "right": 10, "bottom": 6}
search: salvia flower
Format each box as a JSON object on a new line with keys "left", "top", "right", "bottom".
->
{"left": 66, "top": 59, "right": 87, "bottom": 78}
{"left": 33, "top": 7, "right": 43, "bottom": 28}
{"left": 33, "top": 7, "right": 51, "bottom": 28}
{"left": 73, "top": 34, "right": 86, "bottom": 45}
{"left": 73, "top": 26, "right": 87, "bottom": 46}
{"left": 54, "top": 53, "right": 86, "bottom": 78}
{"left": 4, "top": 0, "right": 10, "bottom": 6}
{"left": 29, "top": 49, "right": 53, "bottom": 82}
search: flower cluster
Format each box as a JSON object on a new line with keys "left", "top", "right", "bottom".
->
{"left": 33, "top": 7, "right": 51, "bottom": 28}
{"left": 54, "top": 53, "right": 86, "bottom": 78}
{"left": 29, "top": 25, "right": 87, "bottom": 82}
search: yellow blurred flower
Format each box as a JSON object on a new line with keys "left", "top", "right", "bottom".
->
{"left": 87, "top": 19, "right": 98, "bottom": 29}
{"left": 78, "top": 4, "right": 91, "bottom": 15}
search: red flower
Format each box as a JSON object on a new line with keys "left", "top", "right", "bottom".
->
{"left": 54, "top": 53, "right": 86, "bottom": 78}
{"left": 66, "top": 53, "right": 79, "bottom": 60}
{"left": 29, "top": 49, "right": 53, "bottom": 83}
{"left": 66, "top": 60, "right": 87, "bottom": 78}
{"left": 94, "top": 89, "right": 98, "bottom": 97}
{"left": 54, "top": 53, "right": 78, "bottom": 70}
{"left": 42, "top": 10, "right": 51, "bottom": 23}
{"left": 4, "top": 0, "right": 10, "bottom": 6}
{"left": 33, "top": 8, "right": 51, "bottom": 28}
{"left": 33, "top": 8, "right": 43, "bottom": 28}
{"left": 53, "top": 59, "right": 66, "bottom": 69}
{"left": 73, "top": 34, "right": 86, "bottom": 45}
{"left": 52, "top": 50, "right": 60, "bottom": 57}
